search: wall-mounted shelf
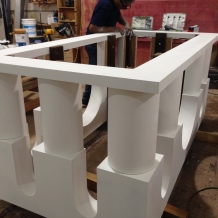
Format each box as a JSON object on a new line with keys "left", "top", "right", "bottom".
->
{"left": 57, "top": 0, "right": 81, "bottom": 35}
{"left": 59, "top": 20, "right": 75, "bottom": 22}
{"left": 59, "top": 7, "right": 75, "bottom": 9}
{"left": 32, "top": 2, "right": 56, "bottom": 4}
{"left": 29, "top": 0, "right": 57, "bottom": 3}
{"left": 36, "top": 23, "right": 52, "bottom": 26}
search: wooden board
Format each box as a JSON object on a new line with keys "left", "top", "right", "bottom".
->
{"left": 195, "top": 130, "right": 218, "bottom": 144}
{"left": 150, "top": 37, "right": 173, "bottom": 60}
{"left": 22, "top": 77, "right": 38, "bottom": 91}
{"left": 23, "top": 91, "right": 40, "bottom": 112}
{"left": 163, "top": 204, "right": 188, "bottom": 218}
{"left": 126, "top": 35, "right": 137, "bottom": 68}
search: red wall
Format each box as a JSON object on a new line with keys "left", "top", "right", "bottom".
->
{"left": 81, "top": 0, "right": 218, "bottom": 65}
{"left": 82, "top": 0, "right": 218, "bottom": 33}
{"left": 121, "top": 0, "right": 218, "bottom": 33}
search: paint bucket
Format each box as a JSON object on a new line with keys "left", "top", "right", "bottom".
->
{"left": 21, "top": 19, "right": 37, "bottom": 37}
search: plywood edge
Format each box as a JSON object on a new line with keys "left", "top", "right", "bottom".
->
{"left": 195, "top": 130, "right": 218, "bottom": 144}
{"left": 164, "top": 204, "right": 188, "bottom": 218}
{"left": 23, "top": 91, "right": 40, "bottom": 112}
{"left": 87, "top": 172, "right": 97, "bottom": 193}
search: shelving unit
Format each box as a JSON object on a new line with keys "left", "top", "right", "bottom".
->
{"left": 29, "top": 0, "right": 57, "bottom": 3}
{"left": 29, "top": 0, "right": 57, "bottom": 4}
{"left": 28, "top": 0, "right": 81, "bottom": 35}
{"left": 57, "top": 0, "right": 81, "bottom": 35}
{"left": 36, "top": 23, "right": 52, "bottom": 27}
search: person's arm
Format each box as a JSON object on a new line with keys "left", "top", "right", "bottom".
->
{"left": 117, "top": 14, "right": 129, "bottom": 27}
{"left": 89, "top": 24, "right": 124, "bottom": 35}
{"left": 117, "top": 14, "right": 133, "bottom": 36}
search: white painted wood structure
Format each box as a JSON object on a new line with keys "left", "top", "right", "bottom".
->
{"left": 0, "top": 30, "right": 217, "bottom": 218}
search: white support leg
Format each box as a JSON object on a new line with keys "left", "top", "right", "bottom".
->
{"left": 108, "top": 88, "right": 160, "bottom": 174}
{"left": 37, "top": 79, "right": 83, "bottom": 158}
{"left": 0, "top": 73, "right": 27, "bottom": 139}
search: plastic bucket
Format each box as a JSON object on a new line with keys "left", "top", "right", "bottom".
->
{"left": 21, "top": 19, "right": 37, "bottom": 37}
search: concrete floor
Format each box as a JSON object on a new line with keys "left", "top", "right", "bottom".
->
{"left": 0, "top": 89, "right": 217, "bottom": 218}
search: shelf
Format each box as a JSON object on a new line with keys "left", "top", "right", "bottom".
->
{"left": 59, "top": 20, "right": 75, "bottom": 23}
{"left": 57, "top": 0, "right": 81, "bottom": 35}
{"left": 36, "top": 23, "right": 51, "bottom": 26}
{"left": 32, "top": 2, "right": 54, "bottom": 3}
{"left": 59, "top": 7, "right": 75, "bottom": 9}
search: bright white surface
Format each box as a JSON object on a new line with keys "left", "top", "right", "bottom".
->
{"left": 158, "top": 73, "right": 183, "bottom": 135}
{"left": 108, "top": 88, "right": 159, "bottom": 174}
{"left": 0, "top": 33, "right": 217, "bottom": 94}
{"left": 134, "top": 29, "right": 197, "bottom": 38}
{"left": 38, "top": 79, "right": 83, "bottom": 159}
{"left": 0, "top": 30, "right": 217, "bottom": 218}
{"left": 0, "top": 74, "right": 27, "bottom": 139}
{"left": 0, "top": 33, "right": 120, "bottom": 57}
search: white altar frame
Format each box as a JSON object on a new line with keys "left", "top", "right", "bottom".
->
{"left": 0, "top": 30, "right": 217, "bottom": 218}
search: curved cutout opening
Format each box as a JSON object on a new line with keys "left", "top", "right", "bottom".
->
{"left": 73, "top": 151, "right": 97, "bottom": 218}
{"left": 179, "top": 94, "right": 201, "bottom": 150}
{"left": 199, "top": 101, "right": 204, "bottom": 119}
{"left": 83, "top": 86, "right": 106, "bottom": 127}
{"left": 161, "top": 158, "right": 172, "bottom": 199}
{"left": 13, "top": 136, "right": 36, "bottom": 196}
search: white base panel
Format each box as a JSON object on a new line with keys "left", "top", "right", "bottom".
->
{"left": 97, "top": 154, "right": 164, "bottom": 218}
{"left": 0, "top": 139, "right": 97, "bottom": 218}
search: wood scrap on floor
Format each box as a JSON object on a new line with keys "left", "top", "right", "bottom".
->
{"left": 23, "top": 91, "right": 40, "bottom": 113}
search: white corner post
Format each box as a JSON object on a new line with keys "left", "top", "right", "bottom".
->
{"left": 96, "top": 88, "right": 164, "bottom": 218}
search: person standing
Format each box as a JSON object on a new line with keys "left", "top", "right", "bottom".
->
{"left": 82, "top": 0, "right": 134, "bottom": 106}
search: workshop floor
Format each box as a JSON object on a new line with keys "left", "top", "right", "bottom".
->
{"left": 0, "top": 89, "right": 217, "bottom": 218}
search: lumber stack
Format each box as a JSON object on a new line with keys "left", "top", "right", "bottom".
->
{"left": 22, "top": 76, "right": 39, "bottom": 112}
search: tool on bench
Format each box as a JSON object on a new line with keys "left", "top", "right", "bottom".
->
{"left": 55, "top": 23, "right": 74, "bottom": 37}
{"left": 36, "top": 23, "right": 74, "bottom": 42}
{"left": 36, "top": 28, "right": 54, "bottom": 41}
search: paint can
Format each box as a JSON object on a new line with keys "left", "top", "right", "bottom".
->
{"left": 21, "top": 19, "right": 37, "bottom": 37}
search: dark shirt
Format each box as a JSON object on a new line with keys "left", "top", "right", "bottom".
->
{"left": 86, "top": 0, "right": 121, "bottom": 35}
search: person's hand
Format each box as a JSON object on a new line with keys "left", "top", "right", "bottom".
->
{"left": 124, "top": 23, "right": 134, "bottom": 37}
{"left": 113, "top": 27, "right": 124, "bottom": 35}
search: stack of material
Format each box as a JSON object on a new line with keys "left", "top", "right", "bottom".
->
{"left": 22, "top": 76, "right": 39, "bottom": 112}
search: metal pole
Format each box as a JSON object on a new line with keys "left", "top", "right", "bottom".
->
{"left": 14, "top": 0, "right": 21, "bottom": 28}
